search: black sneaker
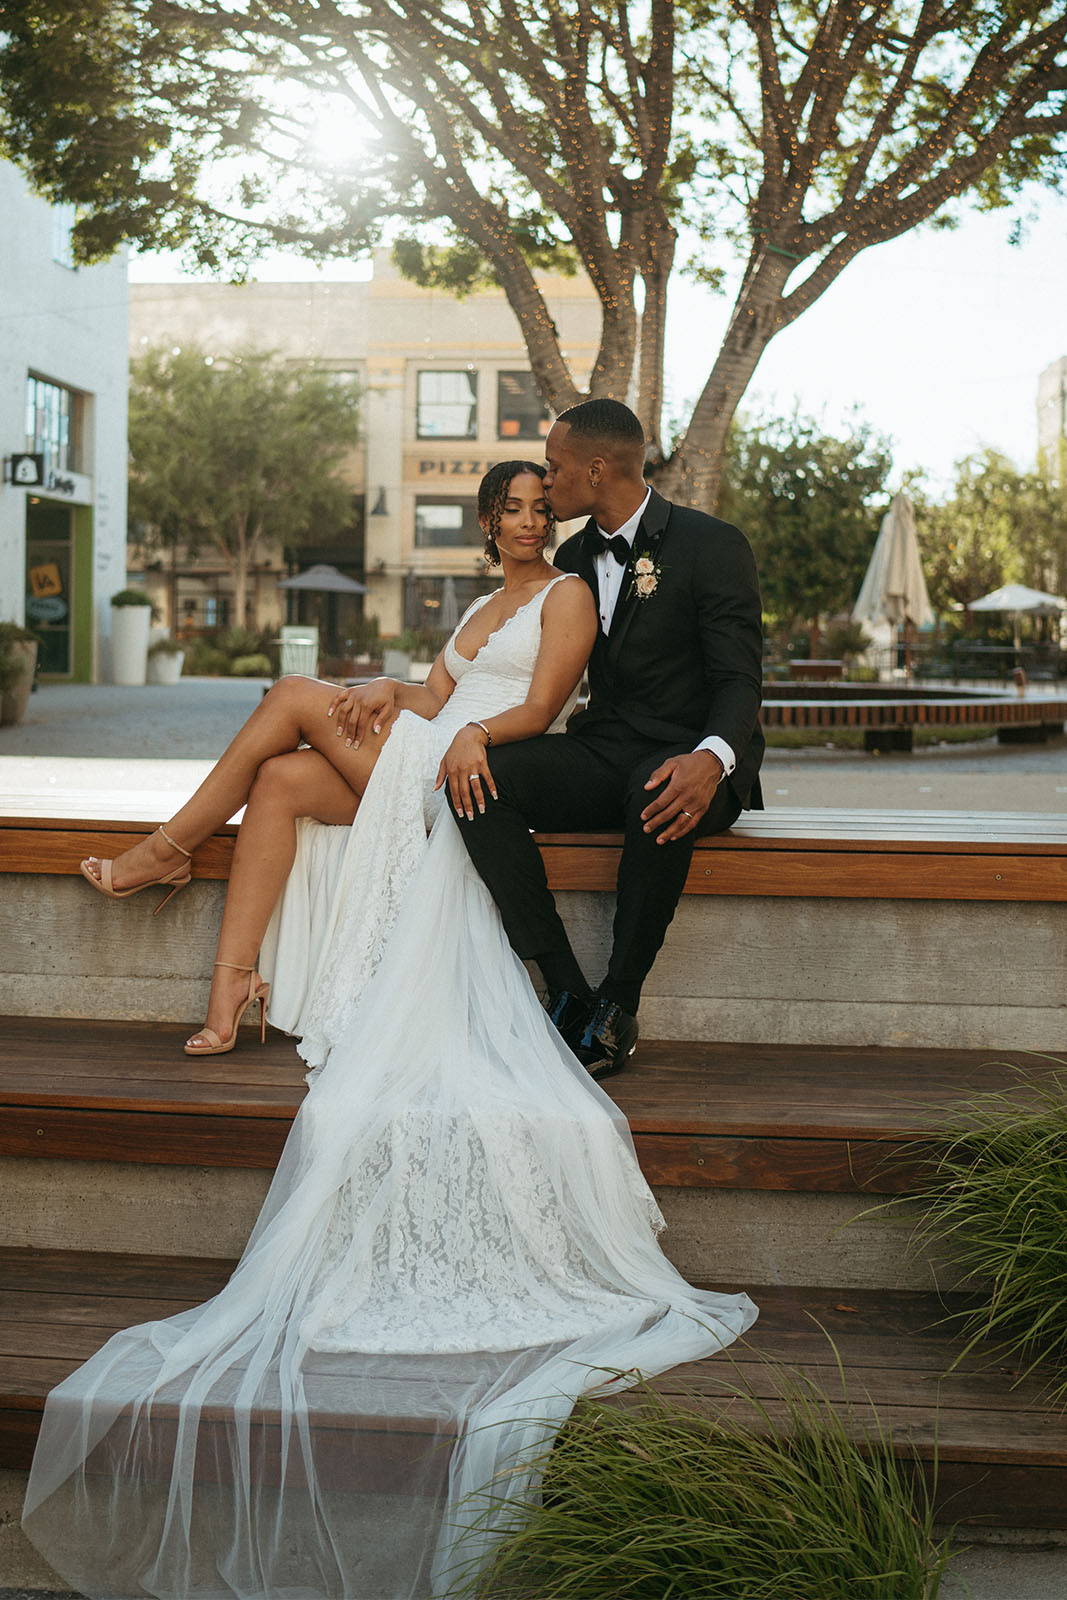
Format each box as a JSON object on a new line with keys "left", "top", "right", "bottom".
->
{"left": 573, "top": 999, "right": 639, "bottom": 1080}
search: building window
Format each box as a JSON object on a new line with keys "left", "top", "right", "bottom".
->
{"left": 414, "top": 497, "right": 482, "bottom": 548}
{"left": 497, "top": 371, "right": 551, "bottom": 440}
{"left": 25, "top": 374, "right": 83, "bottom": 474}
{"left": 51, "top": 203, "right": 77, "bottom": 269}
{"left": 417, "top": 370, "right": 478, "bottom": 439}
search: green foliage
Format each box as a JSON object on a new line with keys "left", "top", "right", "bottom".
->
{"left": 823, "top": 619, "right": 873, "bottom": 660}
{"left": 229, "top": 652, "right": 273, "bottom": 677}
{"left": 720, "top": 411, "right": 893, "bottom": 641}
{"left": 464, "top": 1359, "right": 953, "bottom": 1599}
{"left": 147, "top": 636, "right": 182, "bottom": 656}
{"left": 0, "top": 622, "right": 38, "bottom": 694}
{"left": 127, "top": 346, "right": 359, "bottom": 624}
{"left": 181, "top": 641, "right": 229, "bottom": 677}
{"left": 912, "top": 451, "right": 1067, "bottom": 613}
{"left": 907, "top": 1069, "right": 1067, "bottom": 1408}
{"left": 110, "top": 587, "right": 152, "bottom": 607}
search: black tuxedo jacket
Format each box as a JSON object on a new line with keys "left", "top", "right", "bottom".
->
{"left": 554, "top": 486, "right": 765, "bottom": 810}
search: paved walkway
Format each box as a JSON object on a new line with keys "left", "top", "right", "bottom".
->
{"left": 1, "top": 678, "right": 1066, "bottom": 812}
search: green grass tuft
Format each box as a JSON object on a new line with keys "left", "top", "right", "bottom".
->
{"left": 460, "top": 1351, "right": 954, "bottom": 1599}
{"left": 906, "top": 1064, "right": 1067, "bottom": 1404}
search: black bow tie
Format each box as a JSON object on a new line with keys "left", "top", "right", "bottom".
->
{"left": 598, "top": 532, "right": 631, "bottom": 566}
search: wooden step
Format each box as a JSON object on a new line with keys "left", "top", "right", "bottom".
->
{"left": 0, "top": 1017, "right": 1056, "bottom": 1193}
{"left": 1, "top": 1247, "right": 1063, "bottom": 1529}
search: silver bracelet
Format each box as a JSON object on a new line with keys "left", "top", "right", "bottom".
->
{"left": 468, "top": 720, "right": 493, "bottom": 745}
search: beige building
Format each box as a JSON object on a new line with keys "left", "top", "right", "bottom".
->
{"left": 128, "top": 255, "right": 600, "bottom": 648}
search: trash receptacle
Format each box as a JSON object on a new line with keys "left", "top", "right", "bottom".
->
{"left": 276, "top": 626, "right": 319, "bottom": 678}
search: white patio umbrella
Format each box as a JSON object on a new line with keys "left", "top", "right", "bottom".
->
{"left": 852, "top": 491, "right": 934, "bottom": 632}
{"left": 966, "top": 583, "right": 1066, "bottom": 651}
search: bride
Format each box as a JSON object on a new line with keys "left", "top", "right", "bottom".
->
{"left": 79, "top": 461, "right": 591, "bottom": 1064}
{"left": 27, "top": 461, "right": 757, "bottom": 1600}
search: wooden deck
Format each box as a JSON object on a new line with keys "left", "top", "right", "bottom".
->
{"left": 2, "top": 1248, "right": 1062, "bottom": 1526}
{"left": 4, "top": 793, "right": 1067, "bottom": 901}
{"left": 0, "top": 1017, "right": 1057, "bottom": 1193}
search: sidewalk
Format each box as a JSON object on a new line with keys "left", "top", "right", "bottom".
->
{"left": 1, "top": 678, "right": 1066, "bottom": 812}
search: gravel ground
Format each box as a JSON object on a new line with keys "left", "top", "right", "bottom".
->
{"left": 2, "top": 677, "right": 1066, "bottom": 812}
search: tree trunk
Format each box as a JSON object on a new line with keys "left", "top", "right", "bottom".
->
{"left": 660, "top": 251, "right": 794, "bottom": 509}
{"left": 635, "top": 224, "right": 676, "bottom": 460}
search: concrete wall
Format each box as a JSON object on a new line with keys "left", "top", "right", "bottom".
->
{"left": 1, "top": 872, "right": 1064, "bottom": 1051}
{"left": 0, "top": 160, "right": 128, "bottom": 676}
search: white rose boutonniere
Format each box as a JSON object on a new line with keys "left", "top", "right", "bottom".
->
{"left": 631, "top": 553, "right": 661, "bottom": 600}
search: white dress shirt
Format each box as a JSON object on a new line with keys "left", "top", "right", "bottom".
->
{"left": 593, "top": 487, "right": 737, "bottom": 778}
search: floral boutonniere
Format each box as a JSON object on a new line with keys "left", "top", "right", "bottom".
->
{"left": 631, "top": 552, "right": 662, "bottom": 600}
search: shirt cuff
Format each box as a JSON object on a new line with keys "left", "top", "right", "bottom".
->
{"left": 694, "top": 735, "right": 736, "bottom": 776}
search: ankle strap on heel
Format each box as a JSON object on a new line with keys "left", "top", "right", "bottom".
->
{"left": 214, "top": 960, "right": 256, "bottom": 972}
{"left": 159, "top": 824, "right": 193, "bottom": 859}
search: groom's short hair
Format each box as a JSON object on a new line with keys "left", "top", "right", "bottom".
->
{"left": 557, "top": 398, "right": 645, "bottom": 465}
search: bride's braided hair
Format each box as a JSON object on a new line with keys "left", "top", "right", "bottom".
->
{"left": 478, "top": 460, "right": 555, "bottom": 567}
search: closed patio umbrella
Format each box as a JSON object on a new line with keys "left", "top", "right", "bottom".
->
{"left": 852, "top": 492, "right": 934, "bottom": 632}
{"left": 439, "top": 577, "right": 460, "bottom": 634}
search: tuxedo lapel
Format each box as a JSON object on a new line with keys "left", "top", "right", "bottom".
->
{"left": 607, "top": 487, "right": 672, "bottom": 662}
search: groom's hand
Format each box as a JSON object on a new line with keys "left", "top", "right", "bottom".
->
{"left": 641, "top": 751, "right": 724, "bottom": 843}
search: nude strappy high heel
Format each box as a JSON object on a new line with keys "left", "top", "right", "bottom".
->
{"left": 184, "top": 962, "right": 271, "bottom": 1057}
{"left": 79, "top": 824, "right": 193, "bottom": 915}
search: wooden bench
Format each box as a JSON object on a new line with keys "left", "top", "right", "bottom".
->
{"left": 3, "top": 1247, "right": 1063, "bottom": 1528}
{"left": 4, "top": 792, "right": 1067, "bottom": 902}
{"left": 0, "top": 1017, "right": 1056, "bottom": 1194}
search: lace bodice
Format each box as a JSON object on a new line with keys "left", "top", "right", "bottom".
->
{"left": 436, "top": 573, "right": 581, "bottom": 738}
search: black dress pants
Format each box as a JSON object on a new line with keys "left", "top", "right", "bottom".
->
{"left": 453, "top": 723, "right": 743, "bottom": 1011}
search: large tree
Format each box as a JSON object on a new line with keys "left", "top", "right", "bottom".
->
{"left": 2, "top": 2, "right": 1065, "bottom": 503}
{"left": 128, "top": 346, "right": 361, "bottom": 624}
{"left": 720, "top": 408, "right": 892, "bottom": 646}
{"left": 913, "top": 448, "right": 1067, "bottom": 614}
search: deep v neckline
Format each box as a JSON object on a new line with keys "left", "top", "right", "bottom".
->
{"left": 450, "top": 576, "right": 567, "bottom": 664}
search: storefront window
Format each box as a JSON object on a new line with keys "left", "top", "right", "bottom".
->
{"left": 405, "top": 574, "right": 496, "bottom": 634}
{"left": 416, "top": 370, "right": 478, "bottom": 439}
{"left": 25, "top": 375, "right": 83, "bottom": 473}
{"left": 497, "top": 371, "right": 551, "bottom": 440}
{"left": 414, "top": 497, "right": 482, "bottom": 547}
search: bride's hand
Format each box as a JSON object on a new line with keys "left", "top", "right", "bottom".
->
{"left": 326, "top": 678, "right": 399, "bottom": 749}
{"left": 434, "top": 725, "right": 498, "bottom": 820}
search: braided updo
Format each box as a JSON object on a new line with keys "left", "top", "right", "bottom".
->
{"left": 477, "top": 460, "right": 555, "bottom": 567}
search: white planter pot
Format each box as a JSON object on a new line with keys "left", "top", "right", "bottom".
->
{"left": 110, "top": 605, "right": 152, "bottom": 686}
{"left": 147, "top": 649, "right": 185, "bottom": 686}
{"left": 382, "top": 648, "right": 412, "bottom": 680}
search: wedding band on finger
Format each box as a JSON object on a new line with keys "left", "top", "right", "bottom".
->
{"left": 681, "top": 809, "right": 694, "bottom": 818}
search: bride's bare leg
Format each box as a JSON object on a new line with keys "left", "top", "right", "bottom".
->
{"left": 84, "top": 676, "right": 392, "bottom": 891}
{"left": 187, "top": 747, "right": 365, "bottom": 1047}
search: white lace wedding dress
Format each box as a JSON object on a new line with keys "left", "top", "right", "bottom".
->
{"left": 259, "top": 576, "right": 581, "bottom": 1072}
{"left": 22, "top": 576, "right": 758, "bottom": 1600}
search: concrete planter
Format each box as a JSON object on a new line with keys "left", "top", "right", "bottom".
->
{"left": 110, "top": 604, "right": 152, "bottom": 685}
{"left": 0, "top": 639, "right": 38, "bottom": 726}
{"left": 382, "top": 648, "right": 412, "bottom": 680}
{"left": 147, "top": 648, "right": 186, "bottom": 686}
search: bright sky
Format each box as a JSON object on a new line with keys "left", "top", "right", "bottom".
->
{"left": 130, "top": 186, "right": 1067, "bottom": 493}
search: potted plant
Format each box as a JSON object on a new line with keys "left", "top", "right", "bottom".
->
{"left": 0, "top": 622, "right": 39, "bottom": 727}
{"left": 147, "top": 636, "right": 186, "bottom": 686}
{"left": 110, "top": 588, "right": 154, "bottom": 685}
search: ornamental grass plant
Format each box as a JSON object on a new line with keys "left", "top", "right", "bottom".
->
{"left": 906, "top": 1064, "right": 1067, "bottom": 1405}
{"left": 464, "top": 1352, "right": 954, "bottom": 1600}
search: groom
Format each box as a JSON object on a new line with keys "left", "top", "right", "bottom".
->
{"left": 455, "top": 398, "right": 764, "bottom": 1078}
